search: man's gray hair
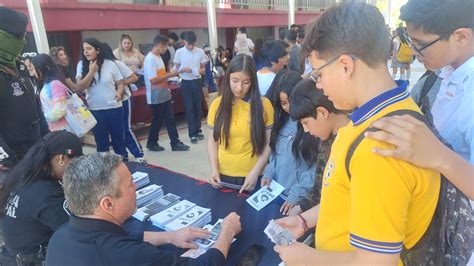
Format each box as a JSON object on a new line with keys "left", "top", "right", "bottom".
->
{"left": 63, "top": 152, "right": 123, "bottom": 215}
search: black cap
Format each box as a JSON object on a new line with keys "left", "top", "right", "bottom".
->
{"left": 0, "top": 6, "right": 28, "bottom": 38}
{"left": 42, "top": 131, "right": 83, "bottom": 157}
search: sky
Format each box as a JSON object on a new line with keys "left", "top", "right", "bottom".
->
{"left": 376, "top": 0, "right": 409, "bottom": 28}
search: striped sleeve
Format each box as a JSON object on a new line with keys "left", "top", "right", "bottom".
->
{"left": 348, "top": 137, "right": 414, "bottom": 255}
{"left": 349, "top": 233, "right": 403, "bottom": 254}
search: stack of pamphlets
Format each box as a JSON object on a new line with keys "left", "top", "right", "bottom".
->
{"left": 182, "top": 219, "right": 236, "bottom": 258}
{"left": 150, "top": 200, "right": 196, "bottom": 229}
{"left": 195, "top": 219, "right": 223, "bottom": 249}
{"left": 132, "top": 172, "right": 150, "bottom": 189}
{"left": 264, "top": 219, "right": 295, "bottom": 246}
{"left": 133, "top": 193, "right": 181, "bottom": 221}
{"left": 136, "top": 184, "right": 163, "bottom": 208}
{"left": 164, "top": 206, "right": 212, "bottom": 231}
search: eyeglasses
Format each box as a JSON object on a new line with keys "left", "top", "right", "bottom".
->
{"left": 22, "top": 52, "right": 37, "bottom": 58}
{"left": 404, "top": 33, "right": 442, "bottom": 57}
{"left": 308, "top": 54, "right": 358, "bottom": 82}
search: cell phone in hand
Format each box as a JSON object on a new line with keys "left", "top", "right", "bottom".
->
{"left": 220, "top": 181, "right": 242, "bottom": 191}
{"left": 236, "top": 244, "right": 266, "bottom": 266}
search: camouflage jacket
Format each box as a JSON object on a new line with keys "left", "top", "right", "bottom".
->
{"left": 299, "top": 134, "right": 336, "bottom": 212}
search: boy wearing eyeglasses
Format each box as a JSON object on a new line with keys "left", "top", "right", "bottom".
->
{"left": 403, "top": 0, "right": 473, "bottom": 115}
{"left": 365, "top": 1, "right": 474, "bottom": 263}
{"left": 273, "top": 2, "right": 440, "bottom": 265}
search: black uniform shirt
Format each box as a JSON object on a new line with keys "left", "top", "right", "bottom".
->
{"left": 1, "top": 179, "right": 68, "bottom": 257}
{"left": 46, "top": 215, "right": 226, "bottom": 266}
{"left": 56, "top": 64, "right": 75, "bottom": 83}
{"left": 0, "top": 70, "right": 41, "bottom": 167}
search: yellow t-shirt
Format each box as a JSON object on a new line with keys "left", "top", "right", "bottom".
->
{"left": 316, "top": 85, "right": 440, "bottom": 263}
{"left": 207, "top": 96, "right": 274, "bottom": 177}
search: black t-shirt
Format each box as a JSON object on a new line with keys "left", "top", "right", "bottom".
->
{"left": 56, "top": 64, "right": 75, "bottom": 82}
{"left": 46, "top": 215, "right": 226, "bottom": 266}
{"left": 0, "top": 70, "right": 41, "bottom": 167}
{"left": 57, "top": 64, "right": 70, "bottom": 79}
{"left": 161, "top": 50, "right": 171, "bottom": 72}
{"left": 1, "top": 179, "right": 68, "bottom": 258}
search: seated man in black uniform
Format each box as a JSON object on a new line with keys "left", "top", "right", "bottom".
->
{"left": 46, "top": 152, "right": 241, "bottom": 266}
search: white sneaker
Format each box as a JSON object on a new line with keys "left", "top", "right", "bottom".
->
{"left": 136, "top": 158, "right": 148, "bottom": 164}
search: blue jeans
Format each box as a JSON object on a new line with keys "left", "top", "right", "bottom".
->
{"left": 147, "top": 100, "right": 180, "bottom": 146}
{"left": 180, "top": 79, "right": 203, "bottom": 138}
{"left": 91, "top": 107, "right": 127, "bottom": 159}
{"left": 122, "top": 99, "right": 144, "bottom": 158}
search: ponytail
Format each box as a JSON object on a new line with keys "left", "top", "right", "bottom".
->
{"left": 0, "top": 141, "right": 52, "bottom": 215}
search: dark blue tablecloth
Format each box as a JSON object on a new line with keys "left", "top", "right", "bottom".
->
{"left": 123, "top": 162, "right": 283, "bottom": 265}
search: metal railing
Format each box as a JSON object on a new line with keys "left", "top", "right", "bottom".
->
{"left": 74, "top": 0, "right": 334, "bottom": 10}
{"left": 296, "top": 0, "right": 336, "bottom": 11}
{"left": 158, "top": 0, "right": 206, "bottom": 7}
{"left": 215, "top": 0, "right": 288, "bottom": 10}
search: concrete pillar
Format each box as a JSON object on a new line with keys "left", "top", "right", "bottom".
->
{"left": 206, "top": 0, "right": 218, "bottom": 53}
{"left": 26, "top": 0, "right": 49, "bottom": 54}
{"left": 288, "top": 0, "right": 296, "bottom": 28}
{"left": 387, "top": 0, "right": 391, "bottom": 26}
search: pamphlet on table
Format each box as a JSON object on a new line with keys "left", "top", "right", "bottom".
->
{"left": 246, "top": 181, "right": 285, "bottom": 211}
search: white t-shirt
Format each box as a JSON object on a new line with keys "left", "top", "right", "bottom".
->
{"left": 144, "top": 52, "right": 172, "bottom": 105}
{"left": 234, "top": 33, "right": 254, "bottom": 56}
{"left": 114, "top": 60, "right": 133, "bottom": 101}
{"left": 173, "top": 47, "right": 208, "bottom": 80}
{"left": 257, "top": 71, "right": 276, "bottom": 96}
{"left": 76, "top": 59, "right": 124, "bottom": 111}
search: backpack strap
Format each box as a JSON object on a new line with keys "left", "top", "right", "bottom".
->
{"left": 417, "top": 71, "right": 437, "bottom": 107}
{"left": 345, "top": 109, "right": 426, "bottom": 180}
{"left": 344, "top": 109, "right": 436, "bottom": 263}
{"left": 419, "top": 70, "right": 432, "bottom": 80}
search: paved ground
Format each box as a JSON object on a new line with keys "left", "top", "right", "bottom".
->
{"left": 82, "top": 115, "right": 212, "bottom": 181}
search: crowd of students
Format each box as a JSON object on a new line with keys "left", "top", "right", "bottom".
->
{"left": 1, "top": 0, "right": 473, "bottom": 264}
